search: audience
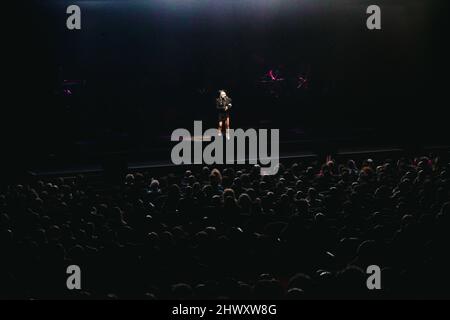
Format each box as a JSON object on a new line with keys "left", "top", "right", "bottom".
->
{"left": 0, "top": 155, "right": 449, "bottom": 299}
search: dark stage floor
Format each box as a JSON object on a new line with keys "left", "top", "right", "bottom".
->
{"left": 28, "top": 127, "right": 450, "bottom": 178}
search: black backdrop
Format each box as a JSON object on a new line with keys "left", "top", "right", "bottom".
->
{"left": 4, "top": 0, "right": 449, "bottom": 170}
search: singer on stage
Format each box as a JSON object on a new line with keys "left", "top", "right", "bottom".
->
{"left": 216, "top": 90, "right": 232, "bottom": 137}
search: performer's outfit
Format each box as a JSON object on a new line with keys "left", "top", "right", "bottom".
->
{"left": 216, "top": 96, "right": 232, "bottom": 122}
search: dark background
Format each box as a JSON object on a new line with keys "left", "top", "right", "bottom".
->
{"left": 4, "top": 0, "right": 449, "bottom": 171}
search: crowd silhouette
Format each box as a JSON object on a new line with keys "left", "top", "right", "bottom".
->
{"left": 0, "top": 155, "right": 449, "bottom": 299}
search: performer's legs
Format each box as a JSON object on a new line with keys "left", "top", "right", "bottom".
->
{"left": 226, "top": 116, "right": 230, "bottom": 139}
{"left": 218, "top": 121, "right": 223, "bottom": 136}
